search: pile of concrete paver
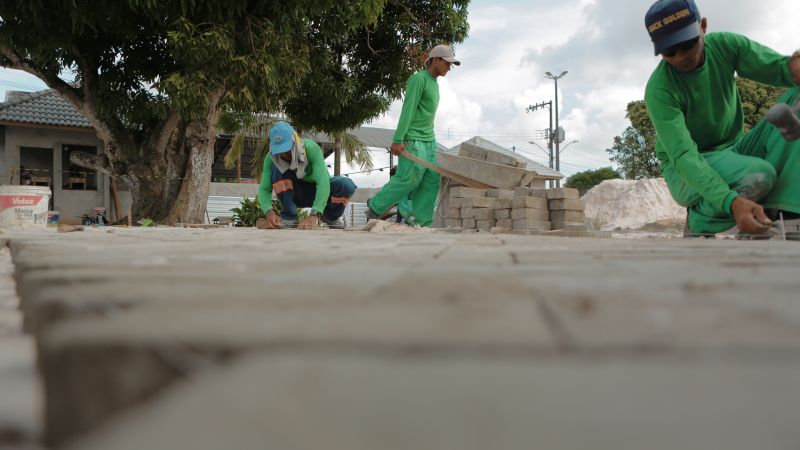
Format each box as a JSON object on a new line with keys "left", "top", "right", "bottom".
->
{"left": 445, "top": 186, "right": 586, "bottom": 233}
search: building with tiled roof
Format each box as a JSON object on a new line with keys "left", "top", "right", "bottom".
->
{"left": 0, "top": 89, "right": 117, "bottom": 223}
{"left": 0, "top": 89, "right": 93, "bottom": 129}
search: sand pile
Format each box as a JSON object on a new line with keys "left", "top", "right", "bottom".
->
{"left": 582, "top": 178, "right": 686, "bottom": 230}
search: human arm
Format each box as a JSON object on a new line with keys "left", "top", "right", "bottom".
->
{"left": 645, "top": 87, "right": 738, "bottom": 213}
{"left": 305, "top": 139, "right": 330, "bottom": 215}
{"left": 257, "top": 156, "right": 281, "bottom": 229}
{"left": 723, "top": 33, "right": 798, "bottom": 87}
{"left": 392, "top": 73, "right": 426, "bottom": 145}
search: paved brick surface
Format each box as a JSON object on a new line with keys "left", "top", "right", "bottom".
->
{"left": 2, "top": 226, "right": 800, "bottom": 449}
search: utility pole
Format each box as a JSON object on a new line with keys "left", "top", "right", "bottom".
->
{"left": 545, "top": 71, "right": 568, "bottom": 187}
{"left": 526, "top": 100, "right": 553, "bottom": 186}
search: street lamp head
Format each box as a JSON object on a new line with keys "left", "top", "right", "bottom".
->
{"left": 559, "top": 71, "right": 568, "bottom": 78}
{"left": 545, "top": 71, "right": 554, "bottom": 78}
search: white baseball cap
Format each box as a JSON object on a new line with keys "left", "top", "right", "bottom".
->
{"left": 427, "top": 44, "right": 461, "bottom": 65}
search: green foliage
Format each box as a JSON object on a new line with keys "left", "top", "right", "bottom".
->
{"left": 230, "top": 197, "right": 266, "bottom": 227}
{"left": 565, "top": 167, "right": 622, "bottom": 196}
{"left": 607, "top": 101, "right": 660, "bottom": 180}
{"left": 736, "top": 77, "right": 786, "bottom": 131}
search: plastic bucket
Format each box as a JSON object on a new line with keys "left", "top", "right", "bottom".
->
{"left": 0, "top": 185, "right": 51, "bottom": 229}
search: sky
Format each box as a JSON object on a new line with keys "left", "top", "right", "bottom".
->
{"left": 1, "top": 0, "right": 798, "bottom": 188}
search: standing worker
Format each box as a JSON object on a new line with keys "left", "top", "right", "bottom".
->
{"left": 258, "top": 121, "right": 356, "bottom": 230}
{"left": 365, "top": 44, "right": 461, "bottom": 227}
{"left": 643, "top": 0, "right": 800, "bottom": 236}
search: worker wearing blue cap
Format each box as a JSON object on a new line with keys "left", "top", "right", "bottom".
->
{"left": 257, "top": 121, "right": 356, "bottom": 230}
{"left": 644, "top": 0, "right": 800, "bottom": 236}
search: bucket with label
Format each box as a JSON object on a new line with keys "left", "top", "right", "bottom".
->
{"left": 0, "top": 185, "right": 51, "bottom": 229}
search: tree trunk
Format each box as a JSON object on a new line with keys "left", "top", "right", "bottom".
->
{"left": 334, "top": 136, "right": 342, "bottom": 176}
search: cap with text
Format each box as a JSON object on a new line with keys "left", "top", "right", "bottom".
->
{"left": 645, "top": 0, "right": 702, "bottom": 56}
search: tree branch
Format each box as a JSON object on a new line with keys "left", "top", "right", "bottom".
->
{"left": 69, "top": 151, "right": 113, "bottom": 177}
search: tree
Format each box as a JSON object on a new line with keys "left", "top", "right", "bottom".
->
{"left": 607, "top": 100, "right": 660, "bottom": 179}
{"left": 565, "top": 167, "right": 621, "bottom": 196}
{"left": 737, "top": 77, "right": 786, "bottom": 131}
{"left": 0, "top": 1, "right": 469, "bottom": 222}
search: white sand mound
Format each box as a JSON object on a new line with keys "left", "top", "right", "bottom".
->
{"left": 582, "top": 178, "right": 686, "bottom": 230}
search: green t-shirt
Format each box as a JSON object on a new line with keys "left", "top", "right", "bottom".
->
{"left": 392, "top": 69, "right": 440, "bottom": 144}
{"left": 258, "top": 138, "right": 331, "bottom": 214}
{"left": 645, "top": 32, "right": 795, "bottom": 213}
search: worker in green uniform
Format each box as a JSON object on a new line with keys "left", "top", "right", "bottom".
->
{"left": 258, "top": 121, "right": 356, "bottom": 230}
{"left": 365, "top": 44, "right": 461, "bottom": 227}
{"left": 644, "top": 0, "right": 800, "bottom": 236}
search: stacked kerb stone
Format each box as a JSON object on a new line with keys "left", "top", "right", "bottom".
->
{"left": 511, "top": 187, "right": 551, "bottom": 232}
{"left": 487, "top": 189, "right": 514, "bottom": 230}
{"left": 446, "top": 187, "right": 515, "bottom": 230}
{"left": 547, "top": 188, "right": 585, "bottom": 230}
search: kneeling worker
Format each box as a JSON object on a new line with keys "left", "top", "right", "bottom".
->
{"left": 258, "top": 121, "right": 356, "bottom": 230}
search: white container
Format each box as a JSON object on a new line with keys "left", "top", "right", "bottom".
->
{"left": 0, "top": 185, "right": 52, "bottom": 229}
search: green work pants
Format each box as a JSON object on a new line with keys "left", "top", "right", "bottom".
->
{"left": 664, "top": 86, "right": 800, "bottom": 234}
{"left": 370, "top": 140, "right": 441, "bottom": 227}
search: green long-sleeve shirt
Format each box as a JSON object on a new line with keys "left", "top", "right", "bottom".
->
{"left": 645, "top": 32, "right": 796, "bottom": 213}
{"left": 392, "top": 69, "right": 440, "bottom": 144}
{"left": 258, "top": 138, "right": 330, "bottom": 214}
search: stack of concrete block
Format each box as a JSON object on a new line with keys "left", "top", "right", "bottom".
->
{"left": 547, "top": 188, "right": 585, "bottom": 230}
{"left": 446, "top": 187, "right": 515, "bottom": 231}
{"left": 511, "top": 187, "right": 550, "bottom": 232}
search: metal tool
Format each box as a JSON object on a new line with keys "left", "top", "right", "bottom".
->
{"left": 766, "top": 98, "right": 800, "bottom": 141}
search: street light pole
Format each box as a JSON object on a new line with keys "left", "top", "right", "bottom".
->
{"left": 545, "top": 70, "right": 567, "bottom": 187}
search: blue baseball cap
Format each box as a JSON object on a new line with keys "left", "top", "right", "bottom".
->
{"left": 645, "top": 0, "right": 702, "bottom": 56}
{"left": 269, "top": 121, "right": 294, "bottom": 155}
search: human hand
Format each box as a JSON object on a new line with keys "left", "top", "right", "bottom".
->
{"left": 297, "top": 214, "right": 319, "bottom": 230}
{"left": 390, "top": 143, "right": 405, "bottom": 156}
{"left": 261, "top": 210, "right": 281, "bottom": 229}
{"left": 731, "top": 196, "right": 772, "bottom": 234}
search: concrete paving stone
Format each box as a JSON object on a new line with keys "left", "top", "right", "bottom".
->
{"left": 546, "top": 187, "right": 580, "bottom": 200}
{"left": 476, "top": 219, "right": 496, "bottom": 230}
{"left": 548, "top": 198, "right": 585, "bottom": 211}
{"left": 550, "top": 210, "right": 585, "bottom": 222}
{"left": 494, "top": 209, "right": 511, "bottom": 220}
{"left": 491, "top": 198, "right": 511, "bottom": 209}
{"left": 543, "top": 230, "right": 612, "bottom": 238}
{"left": 438, "top": 151, "right": 530, "bottom": 189}
{"left": 446, "top": 219, "right": 462, "bottom": 228}
{"left": 448, "top": 198, "right": 462, "bottom": 208}
{"left": 511, "top": 208, "right": 550, "bottom": 221}
{"left": 496, "top": 219, "right": 512, "bottom": 229}
{"left": 67, "top": 353, "right": 800, "bottom": 450}
{"left": 510, "top": 196, "right": 548, "bottom": 210}
{"left": 457, "top": 146, "right": 487, "bottom": 161}
{"left": 39, "top": 269, "right": 554, "bottom": 445}
{"left": 449, "top": 187, "right": 486, "bottom": 198}
{"left": 486, "top": 189, "right": 514, "bottom": 199}
{"left": 459, "top": 207, "right": 476, "bottom": 219}
{"left": 472, "top": 209, "right": 494, "bottom": 220}
{"left": 460, "top": 197, "right": 496, "bottom": 208}
{"left": 512, "top": 219, "right": 552, "bottom": 231}
{"left": 461, "top": 218, "right": 476, "bottom": 229}
{"left": 485, "top": 151, "right": 522, "bottom": 167}
{"left": 446, "top": 208, "right": 461, "bottom": 219}
{"left": 513, "top": 187, "right": 548, "bottom": 198}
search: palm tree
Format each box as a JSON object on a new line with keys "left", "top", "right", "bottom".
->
{"left": 220, "top": 113, "right": 372, "bottom": 180}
